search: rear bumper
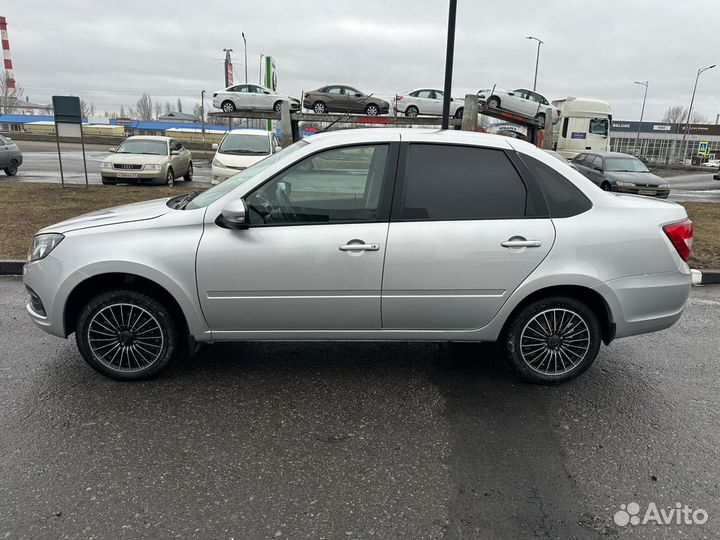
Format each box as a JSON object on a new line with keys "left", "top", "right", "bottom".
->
{"left": 595, "top": 270, "right": 692, "bottom": 340}
{"left": 612, "top": 185, "right": 670, "bottom": 199}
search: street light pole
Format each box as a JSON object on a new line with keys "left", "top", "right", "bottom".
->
{"left": 679, "top": 64, "right": 715, "bottom": 163}
{"left": 633, "top": 80, "right": 648, "bottom": 156}
{"left": 526, "top": 36, "right": 543, "bottom": 91}
{"left": 441, "top": 0, "right": 458, "bottom": 130}
{"left": 222, "top": 48, "right": 233, "bottom": 87}
{"left": 259, "top": 53, "right": 264, "bottom": 85}
{"left": 241, "top": 32, "right": 248, "bottom": 83}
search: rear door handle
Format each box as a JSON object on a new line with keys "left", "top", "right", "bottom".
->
{"left": 501, "top": 239, "right": 542, "bottom": 248}
{"left": 339, "top": 243, "right": 379, "bottom": 251}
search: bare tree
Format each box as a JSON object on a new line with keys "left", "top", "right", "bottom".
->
{"left": 164, "top": 101, "right": 172, "bottom": 114}
{"left": 119, "top": 104, "right": 126, "bottom": 117}
{"left": 0, "top": 70, "right": 25, "bottom": 114}
{"left": 80, "top": 99, "right": 96, "bottom": 117}
{"left": 192, "top": 102, "right": 203, "bottom": 121}
{"left": 176, "top": 97, "right": 183, "bottom": 113}
{"left": 128, "top": 107, "right": 135, "bottom": 118}
{"left": 136, "top": 93, "right": 154, "bottom": 121}
{"left": 154, "top": 102, "right": 162, "bottom": 119}
{"left": 662, "top": 104, "right": 708, "bottom": 124}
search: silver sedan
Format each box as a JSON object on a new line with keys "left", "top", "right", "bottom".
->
{"left": 24, "top": 129, "right": 692, "bottom": 384}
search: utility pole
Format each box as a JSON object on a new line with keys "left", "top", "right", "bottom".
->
{"left": 526, "top": 36, "right": 543, "bottom": 91}
{"left": 633, "top": 80, "right": 648, "bottom": 157}
{"left": 200, "top": 90, "right": 206, "bottom": 152}
{"left": 259, "top": 53, "right": 264, "bottom": 85}
{"left": 679, "top": 64, "right": 715, "bottom": 163}
{"left": 242, "top": 32, "right": 248, "bottom": 83}
{"left": 441, "top": 0, "right": 458, "bottom": 130}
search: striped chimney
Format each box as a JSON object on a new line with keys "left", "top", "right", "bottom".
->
{"left": 0, "top": 16, "right": 16, "bottom": 89}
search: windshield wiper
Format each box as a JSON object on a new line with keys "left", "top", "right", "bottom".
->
{"left": 173, "top": 191, "right": 201, "bottom": 210}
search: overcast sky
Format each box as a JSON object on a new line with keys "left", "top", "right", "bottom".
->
{"left": 3, "top": 0, "right": 719, "bottom": 122}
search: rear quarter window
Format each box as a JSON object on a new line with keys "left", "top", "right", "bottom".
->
{"left": 519, "top": 155, "right": 592, "bottom": 218}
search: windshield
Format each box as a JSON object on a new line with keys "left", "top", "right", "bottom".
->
{"left": 604, "top": 157, "right": 649, "bottom": 173}
{"left": 186, "top": 139, "right": 310, "bottom": 209}
{"left": 589, "top": 118, "right": 609, "bottom": 137}
{"left": 116, "top": 139, "right": 167, "bottom": 155}
{"left": 219, "top": 133, "right": 271, "bottom": 155}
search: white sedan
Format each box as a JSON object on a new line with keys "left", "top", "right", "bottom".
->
{"left": 212, "top": 84, "right": 300, "bottom": 114}
{"left": 477, "top": 87, "right": 560, "bottom": 124}
{"left": 394, "top": 88, "right": 464, "bottom": 118}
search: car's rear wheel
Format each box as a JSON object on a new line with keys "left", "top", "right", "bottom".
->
{"left": 365, "top": 104, "right": 379, "bottom": 116}
{"left": 75, "top": 289, "right": 180, "bottom": 381}
{"left": 535, "top": 112, "right": 546, "bottom": 125}
{"left": 405, "top": 105, "right": 419, "bottom": 117}
{"left": 487, "top": 97, "right": 500, "bottom": 109}
{"left": 454, "top": 107, "right": 464, "bottom": 119}
{"left": 165, "top": 168, "right": 174, "bottom": 186}
{"left": 4, "top": 159, "right": 18, "bottom": 176}
{"left": 221, "top": 100, "right": 236, "bottom": 113}
{"left": 503, "top": 296, "right": 601, "bottom": 384}
{"left": 273, "top": 100, "right": 283, "bottom": 114}
{"left": 313, "top": 101, "right": 326, "bottom": 114}
{"left": 183, "top": 161, "right": 193, "bottom": 182}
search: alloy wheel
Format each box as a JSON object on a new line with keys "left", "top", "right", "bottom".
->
{"left": 519, "top": 308, "right": 590, "bottom": 376}
{"left": 366, "top": 105, "right": 378, "bottom": 116}
{"left": 87, "top": 303, "right": 165, "bottom": 373}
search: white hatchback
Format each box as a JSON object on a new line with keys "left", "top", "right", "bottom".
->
{"left": 478, "top": 87, "right": 560, "bottom": 124}
{"left": 212, "top": 84, "right": 300, "bottom": 114}
{"left": 394, "top": 88, "right": 463, "bottom": 118}
{"left": 211, "top": 129, "right": 280, "bottom": 184}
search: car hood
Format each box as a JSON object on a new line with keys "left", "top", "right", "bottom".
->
{"left": 214, "top": 152, "right": 269, "bottom": 168}
{"left": 40, "top": 197, "right": 172, "bottom": 234}
{"left": 605, "top": 171, "right": 665, "bottom": 186}
{"left": 109, "top": 154, "right": 168, "bottom": 165}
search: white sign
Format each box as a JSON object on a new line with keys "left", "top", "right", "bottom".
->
{"left": 653, "top": 124, "right": 671, "bottom": 131}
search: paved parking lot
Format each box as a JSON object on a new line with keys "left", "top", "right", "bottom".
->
{"left": 1, "top": 276, "right": 719, "bottom": 538}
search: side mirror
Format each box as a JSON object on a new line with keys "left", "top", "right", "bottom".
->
{"left": 219, "top": 199, "right": 249, "bottom": 229}
{"left": 108, "top": 147, "right": 116, "bottom": 153}
{"left": 212, "top": 143, "right": 219, "bottom": 150}
{"left": 508, "top": 92, "right": 515, "bottom": 96}
{"left": 274, "top": 146, "right": 282, "bottom": 153}
{"left": 593, "top": 166, "right": 603, "bottom": 172}
{"left": 171, "top": 150, "right": 180, "bottom": 156}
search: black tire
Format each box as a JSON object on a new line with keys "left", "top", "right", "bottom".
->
{"left": 221, "top": 100, "right": 236, "bottom": 113}
{"left": 165, "top": 168, "right": 174, "bottom": 186}
{"left": 535, "top": 112, "right": 546, "bottom": 125}
{"left": 601, "top": 182, "right": 611, "bottom": 191}
{"left": 405, "top": 105, "right": 419, "bottom": 117}
{"left": 4, "top": 159, "right": 18, "bottom": 176}
{"left": 273, "top": 100, "right": 283, "bottom": 114}
{"left": 101, "top": 176, "right": 116, "bottom": 185}
{"left": 313, "top": 101, "right": 326, "bottom": 114}
{"left": 454, "top": 107, "right": 464, "bottom": 119}
{"left": 365, "top": 104, "right": 379, "bottom": 116}
{"left": 183, "top": 161, "right": 193, "bottom": 182}
{"left": 487, "top": 96, "right": 500, "bottom": 109}
{"left": 502, "top": 296, "right": 601, "bottom": 385}
{"left": 75, "top": 289, "right": 180, "bottom": 381}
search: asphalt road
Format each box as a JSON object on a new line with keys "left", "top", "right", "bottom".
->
{"left": 666, "top": 172, "right": 720, "bottom": 203}
{"left": 1, "top": 276, "right": 719, "bottom": 539}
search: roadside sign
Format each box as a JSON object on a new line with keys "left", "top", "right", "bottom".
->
{"left": 52, "top": 95, "right": 89, "bottom": 188}
{"left": 698, "top": 141, "right": 710, "bottom": 157}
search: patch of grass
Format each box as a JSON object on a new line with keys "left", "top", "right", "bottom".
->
{"left": 682, "top": 203, "right": 720, "bottom": 270}
{"left": 0, "top": 182, "right": 199, "bottom": 260}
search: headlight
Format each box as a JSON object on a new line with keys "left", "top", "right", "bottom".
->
{"left": 100, "top": 161, "right": 113, "bottom": 169}
{"left": 658, "top": 183, "right": 670, "bottom": 189}
{"left": 212, "top": 158, "right": 225, "bottom": 168}
{"left": 144, "top": 164, "right": 162, "bottom": 171}
{"left": 27, "top": 233, "right": 64, "bottom": 262}
{"left": 615, "top": 181, "right": 636, "bottom": 187}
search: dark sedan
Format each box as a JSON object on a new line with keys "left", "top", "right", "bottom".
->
{"left": 572, "top": 151, "right": 670, "bottom": 199}
{"left": 0, "top": 134, "right": 23, "bottom": 176}
{"left": 302, "top": 85, "right": 390, "bottom": 116}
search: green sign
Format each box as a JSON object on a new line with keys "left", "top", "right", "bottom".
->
{"left": 698, "top": 141, "right": 710, "bottom": 156}
{"left": 265, "top": 56, "right": 277, "bottom": 130}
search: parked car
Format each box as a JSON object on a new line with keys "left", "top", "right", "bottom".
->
{"left": 302, "top": 85, "right": 390, "bottom": 116}
{"left": 0, "top": 134, "right": 23, "bottom": 176}
{"left": 701, "top": 158, "right": 720, "bottom": 168}
{"left": 24, "top": 129, "right": 693, "bottom": 384}
{"left": 544, "top": 149, "right": 578, "bottom": 171}
{"left": 478, "top": 87, "right": 560, "bottom": 124}
{"left": 211, "top": 129, "right": 280, "bottom": 184}
{"left": 572, "top": 151, "right": 670, "bottom": 198}
{"left": 212, "top": 84, "right": 300, "bottom": 114}
{"left": 100, "top": 136, "right": 192, "bottom": 186}
{"left": 394, "top": 88, "right": 463, "bottom": 118}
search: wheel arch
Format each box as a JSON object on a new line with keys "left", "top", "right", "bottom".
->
{"left": 498, "top": 284, "right": 615, "bottom": 345}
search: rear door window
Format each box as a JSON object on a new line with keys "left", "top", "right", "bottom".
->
{"left": 394, "top": 144, "right": 527, "bottom": 220}
{"left": 519, "top": 155, "right": 592, "bottom": 218}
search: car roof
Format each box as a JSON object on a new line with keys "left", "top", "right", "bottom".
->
{"left": 226, "top": 128, "right": 273, "bottom": 137}
{"left": 126, "top": 136, "right": 171, "bottom": 142}
{"left": 586, "top": 151, "right": 637, "bottom": 158}
{"left": 304, "top": 128, "right": 514, "bottom": 149}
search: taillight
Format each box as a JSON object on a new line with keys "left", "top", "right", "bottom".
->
{"left": 396, "top": 95, "right": 403, "bottom": 101}
{"left": 663, "top": 219, "right": 693, "bottom": 262}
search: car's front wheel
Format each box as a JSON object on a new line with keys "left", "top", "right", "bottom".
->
{"left": 365, "top": 104, "right": 379, "bottom": 116}
{"left": 165, "top": 168, "right": 174, "bottom": 186}
{"left": 502, "top": 296, "right": 601, "bottom": 384}
{"left": 487, "top": 97, "right": 500, "bottom": 109}
{"left": 4, "top": 159, "right": 18, "bottom": 176}
{"left": 183, "top": 161, "right": 193, "bottom": 182}
{"left": 454, "top": 107, "right": 464, "bottom": 119}
{"left": 75, "top": 289, "right": 181, "bottom": 381}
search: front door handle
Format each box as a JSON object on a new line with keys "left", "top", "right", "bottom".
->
{"left": 339, "top": 243, "right": 379, "bottom": 252}
{"left": 501, "top": 239, "right": 542, "bottom": 248}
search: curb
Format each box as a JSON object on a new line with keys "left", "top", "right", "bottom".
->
{"left": 0, "top": 260, "right": 24, "bottom": 276}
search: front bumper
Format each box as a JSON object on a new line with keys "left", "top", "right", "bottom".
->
{"left": 612, "top": 185, "right": 670, "bottom": 199}
{"left": 101, "top": 167, "right": 166, "bottom": 183}
{"left": 211, "top": 164, "right": 245, "bottom": 184}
